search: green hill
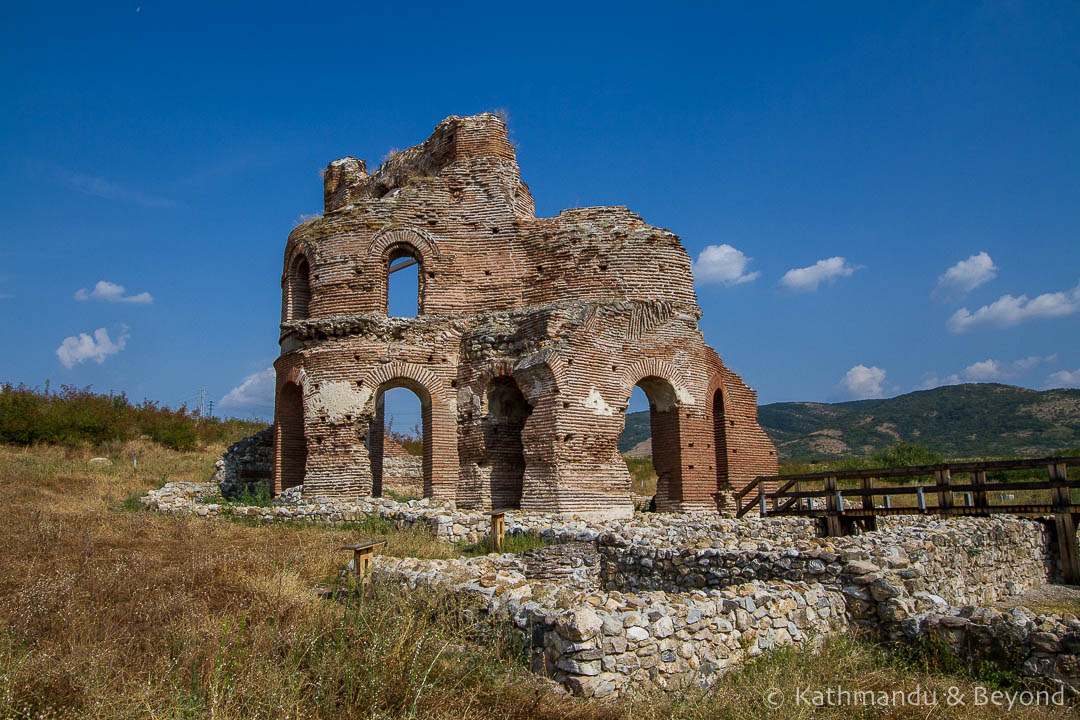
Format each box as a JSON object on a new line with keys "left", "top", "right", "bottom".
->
{"left": 618, "top": 383, "right": 1080, "bottom": 460}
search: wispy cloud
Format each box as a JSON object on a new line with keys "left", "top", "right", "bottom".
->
{"left": 56, "top": 327, "right": 129, "bottom": 369}
{"left": 921, "top": 355, "right": 1058, "bottom": 387}
{"left": 1046, "top": 369, "right": 1080, "bottom": 389}
{"left": 947, "top": 282, "right": 1080, "bottom": 332}
{"left": 221, "top": 368, "right": 275, "bottom": 411}
{"left": 64, "top": 171, "right": 175, "bottom": 208}
{"left": 692, "top": 244, "right": 760, "bottom": 286}
{"left": 934, "top": 251, "right": 997, "bottom": 297}
{"left": 920, "top": 372, "right": 961, "bottom": 390}
{"left": 74, "top": 280, "right": 153, "bottom": 304}
{"left": 839, "top": 364, "right": 887, "bottom": 400}
{"left": 780, "top": 257, "right": 859, "bottom": 293}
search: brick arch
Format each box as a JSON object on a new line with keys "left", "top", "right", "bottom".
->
{"left": 282, "top": 366, "right": 308, "bottom": 390}
{"left": 707, "top": 372, "right": 730, "bottom": 492}
{"left": 618, "top": 358, "right": 692, "bottom": 409}
{"left": 360, "top": 361, "right": 456, "bottom": 499}
{"left": 512, "top": 349, "right": 569, "bottom": 397}
{"left": 281, "top": 242, "right": 314, "bottom": 282}
{"left": 366, "top": 227, "right": 441, "bottom": 262}
{"left": 274, "top": 364, "right": 309, "bottom": 494}
{"left": 360, "top": 361, "right": 448, "bottom": 403}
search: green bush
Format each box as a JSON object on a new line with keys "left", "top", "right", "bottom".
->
{"left": 0, "top": 382, "right": 267, "bottom": 450}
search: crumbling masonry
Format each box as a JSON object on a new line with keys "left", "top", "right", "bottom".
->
{"left": 273, "top": 114, "right": 777, "bottom": 515}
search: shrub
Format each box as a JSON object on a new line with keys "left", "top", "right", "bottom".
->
{"left": 0, "top": 382, "right": 266, "bottom": 451}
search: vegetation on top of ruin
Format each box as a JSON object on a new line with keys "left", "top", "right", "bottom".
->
{"left": 0, "top": 382, "right": 267, "bottom": 452}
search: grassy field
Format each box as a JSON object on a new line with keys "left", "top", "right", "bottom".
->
{"left": 0, "top": 442, "right": 1074, "bottom": 719}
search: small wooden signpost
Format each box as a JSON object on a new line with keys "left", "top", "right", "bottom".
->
{"left": 339, "top": 538, "right": 387, "bottom": 584}
{"left": 487, "top": 508, "right": 513, "bottom": 551}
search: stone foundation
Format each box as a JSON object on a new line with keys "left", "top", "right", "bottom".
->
{"left": 143, "top": 482, "right": 1079, "bottom": 698}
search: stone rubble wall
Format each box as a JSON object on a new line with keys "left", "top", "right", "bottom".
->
{"left": 599, "top": 516, "right": 1054, "bottom": 624}
{"left": 901, "top": 605, "right": 1080, "bottom": 695}
{"left": 144, "top": 481, "right": 817, "bottom": 548}
{"left": 141, "top": 483, "right": 1078, "bottom": 696}
{"left": 375, "top": 554, "right": 847, "bottom": 698}
{"left": 213, "top": 428, "right": 273, "bottom": 498}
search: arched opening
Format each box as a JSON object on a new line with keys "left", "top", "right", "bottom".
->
{"left": 387, "top": 244, "right": 421, "bottom": 317}
{"left": 484, "top": 376, "right": 532, "bottom": 508}
{"left": 621, "top": 386, "right": 657, "bottom": 499}
{"left": 288, "top": 256, "right": 311, "bottom": 321}
{"left": 278, "top": 381, "right": 306, "bottom": 490}
{"left": 633, "top": 376, "right": 681, "bottom": 509}
{"left": 712, "top": 387, "right": 728, "bottom": 488}
{"left": 369, "top": 382, "right": 430, "bottom": 499}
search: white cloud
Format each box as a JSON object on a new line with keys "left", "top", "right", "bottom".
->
{"left": 1046, "top": 369, "right": 1080, "bottom": 389}
{"left": 840, "top": 364, "right": 887, "bottom": 400}
{"left": 963, "top": 359, "right": 1003, "bottom": 381}
{"left": 948, "top": 282, "right": 1080, "bottom": 332}
{"left": 65, "top": 171, "right": 175, "bottom": 208}
{"left": 221, "top": 368, "right": 275, "bottom": 410}
{"left": 56, "top": 327, "right": 128, "bottom": 369}
{"left": 780, "top": 257, "right": 858, "bottom": 293}
{"left": 691, "top": 244, "right": 760, "bottom": 285}
{"left": 1013, "top": 354, "right": 1058, "bottom": 371}
{"left": 74, "top": 280, "right": 153, "bottom": 304}
{"left": 935, "top": 252, "right": 997, "bottom": 296}
{"left": 920, "top": 373, "right": 961, "bottom": 390}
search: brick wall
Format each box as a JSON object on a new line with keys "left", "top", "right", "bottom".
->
{"left": 271, "top": 113, "right": 777, "bottom": 512}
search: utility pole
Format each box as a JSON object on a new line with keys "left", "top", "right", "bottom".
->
{"left": 207, "top": 400, "right": 214, "bottom": 419}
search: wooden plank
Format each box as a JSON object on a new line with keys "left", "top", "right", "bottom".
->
{"left": 756, "top": 455, "right": 1080, "bottom": 484}
{"left": 973, "top": 470, "right": 988, "bottom": 510}
{"left": 936, "top": 469, "right": 953, "bottom": 512}
{"left": 1050, "top": 463, "right": 1079, "bottom": 584}
{"left": 823, "top": 476, "right": 843, "bottom": 537}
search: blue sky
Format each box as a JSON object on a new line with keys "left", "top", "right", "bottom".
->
{"left": 1, "top": 2, "right": 1078, "bottom": 427}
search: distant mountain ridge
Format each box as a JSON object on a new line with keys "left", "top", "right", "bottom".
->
{"left": 618, "top": 383, "right": 1080, "bottom": 460}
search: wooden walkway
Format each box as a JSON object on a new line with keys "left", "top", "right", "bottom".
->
{"left": 734, "top": 456, "right": 1080, "bottom": 582}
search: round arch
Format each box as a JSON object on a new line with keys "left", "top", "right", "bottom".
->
{"left": 360, "top": 361, "right": 456, "bottom": 499}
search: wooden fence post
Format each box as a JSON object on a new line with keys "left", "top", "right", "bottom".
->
{"left": 973, "top": 470, "right": 988, "bottom": 513}
{"left": 1050, "top": 463, "right": 1079, "bottom": 584}
{"left": 488, "top": 509, "right": 508, "bottom": 552}
{"left": 860, "top": 476, "right": 877, "bottom": 532}
{"left": 823, "top": 476, "right": 842, "bottom": 537}
{"left": 935, "top": 469, "right": 953, "bottom": 514}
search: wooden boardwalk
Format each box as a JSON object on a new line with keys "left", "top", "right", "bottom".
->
{"left": 735, "top": 456, "right": 1080, "bottom": 582}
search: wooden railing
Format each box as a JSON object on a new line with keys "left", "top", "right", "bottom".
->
{"left": 735, "top": 456, "right": 1080, "bottom": 582}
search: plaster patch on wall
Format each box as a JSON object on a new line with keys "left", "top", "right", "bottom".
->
{"left": 674, "top": 386, "right": 695, "bottom": 407}
{"left": 307, "top": 381, "right": 372, "bottom": 422}
{"left": 584, "top": 389, "right": 615, "bottom": 416}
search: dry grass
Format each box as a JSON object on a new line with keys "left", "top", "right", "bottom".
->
{"left": 0, "top": 442, "right": 1074, "bottom": 719}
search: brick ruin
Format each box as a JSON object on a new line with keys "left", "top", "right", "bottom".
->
{"left": 272, "top": 113, "right": 777, "bottom": 516}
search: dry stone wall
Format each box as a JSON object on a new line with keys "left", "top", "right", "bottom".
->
{"left": 144, "top": 482, "right": 1079, "bottom": 697}
{"left": 599, "top": 516, "right": 1055, "bottom": 628}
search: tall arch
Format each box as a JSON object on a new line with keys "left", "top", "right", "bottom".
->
{"left": 711, "top": 384, "right": 729, "bottom": 490}
{"left": 286, "top": 254, "right": 311, "bottom": 321}
{"left": 277, "top": 381, "right": 307, "bottom": 491}
{"left": 630, "top": 375, "right": 683, "bottom": 510}
{"left": 360, "top": 362, "right": 457, "bottom": 499}
{"left": 484, "top": 376, "right": 532, "bottom": 508}
{"left": 367, "top": 228, "right": 440, "bottom": 317}
{"left": 386, "top": 242, "right": 422, "bottom": 317}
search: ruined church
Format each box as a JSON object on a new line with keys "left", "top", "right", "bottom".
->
{"left": 273, "top": 113, "right": 777, "bottom": 515}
